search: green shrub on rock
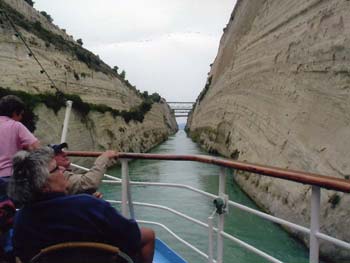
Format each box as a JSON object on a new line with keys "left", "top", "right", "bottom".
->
{"left": 0, "top": 87, "right": 156, "bottom": 131}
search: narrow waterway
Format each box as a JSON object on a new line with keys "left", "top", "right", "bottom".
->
{"left": 102, "top": 130, "right": 309, "bottom": 263}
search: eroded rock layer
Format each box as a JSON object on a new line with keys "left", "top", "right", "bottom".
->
{"left": 0, "top": 0, "right": 178, "bottom": 165}
{"left": 187, "top": 0, "right": 350, "bottom": 260}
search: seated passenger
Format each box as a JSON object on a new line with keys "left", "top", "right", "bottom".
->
{"left": 49, "top": 143, "right": 117, "bottom": 195}
{"left": 8, "top": 147, "right": 155, "bottom": 263}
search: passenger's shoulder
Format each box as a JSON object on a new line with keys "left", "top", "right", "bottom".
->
{"left": 64, "top": 194, "right": 108, "bottom": 206}
{"left": 13, "top": 119, "right": 30, "bottom": 131}
{"left": 12, "top": 119, "right": 24, "bottom": 126}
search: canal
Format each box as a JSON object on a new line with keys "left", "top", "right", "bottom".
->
{"left": 102, "top": 130, "right": 309, "bottom": 263}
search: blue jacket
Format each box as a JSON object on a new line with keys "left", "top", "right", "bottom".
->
{"left": 13, "top": 193, "right": 141, "bottom": 262}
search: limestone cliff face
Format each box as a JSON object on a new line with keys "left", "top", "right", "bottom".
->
{"left": 0, "top": 0, "right": 177, "bottom": 162}
{"left": 35, "top": 101, "right": 177, "bottom": 167}
{"left": 187, "top": 0, "right": 350, "bottom": 259}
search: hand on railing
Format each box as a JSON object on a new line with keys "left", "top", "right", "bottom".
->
{"left": 101, "top": 150, "right": 119, "bottom": 160}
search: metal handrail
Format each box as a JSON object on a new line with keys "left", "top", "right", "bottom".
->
{"left": 67, "top": 151, "right": 350, "bottom": 193}
{"left": 102, "top": 178, "right": 350, "bottom": 258}
{"left": 102, "top": 180, "right": 311, "bottom": 235}
{"left": 138, "top": 220, "right": 210, "bottom": 260}
{"left": 106, "top": 200, "right": 284, "bottom": 263}
{"left": 69, "top": 151, "right": 350, "bottom": 263}
{"left": 103, "top": 179, "right": 350, "bottom": 252}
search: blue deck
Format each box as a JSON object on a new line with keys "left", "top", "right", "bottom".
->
{"left": 153, "top": 239, "right": 187, "bottom": 263}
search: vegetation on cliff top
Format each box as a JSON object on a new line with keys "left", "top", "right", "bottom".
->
{"left": 0, "top": 1, "right": 143, "bottom": 96}
{"left": 0, "top": 87, "right": 161, "bottom": 132}
{"left": 0, "top": 2, "right": 163, "bottom": 130}
{"left": 0, "top": 1, "right": 108, "bottom": 73}
{"left": 39, "top": 11, "right": 53, "bottom": 23}
{"left": 23, "top": 0, "right": 34, "bottom": 7}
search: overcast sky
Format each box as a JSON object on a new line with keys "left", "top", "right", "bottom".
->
{"left": 34, "top": 0, "right": 236, "bottom": 122}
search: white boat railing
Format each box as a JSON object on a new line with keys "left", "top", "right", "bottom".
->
{"left": 69, "top": 153, "right": 350, "bottom": 263}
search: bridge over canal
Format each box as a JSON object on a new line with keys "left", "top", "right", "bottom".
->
{"left": 167, "top": 102, "right": 195, "bottom": 117}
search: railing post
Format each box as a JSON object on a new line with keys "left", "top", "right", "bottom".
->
{"left": 121, "top": 159, "right": 129, "bottom": 217}
{"left": 310, "top": 186, "right": 320, "bottom": 263}
{"left": 208, "top": 216, "right": 214, "bottom": 263}
{"left": 217, "top": 167, "right": 226, "bottom": 263}
{"left": 127, "top": 171, "right": 135, "bottom": 220}
{"left": 60, "top": 100, "right": 72, "bottom": 143}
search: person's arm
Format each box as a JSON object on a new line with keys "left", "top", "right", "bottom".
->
{"left": 65, "top": 151, "right": 118, "bottom": 194}
{"left": 25, "top": 140, "right": 40, "bottom": 151}
{"left": 101, "top": 201, "right": 142, "bottom": 256}
{"left": 101, "top": 202, "right": 155, "bottom": 262}
{"left": 17, "top": 122, "right": 40, "bottom": 150}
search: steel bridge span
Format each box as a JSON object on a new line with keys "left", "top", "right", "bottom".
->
{"left": 167, "top": 102, "right": 195, "bottom": 117}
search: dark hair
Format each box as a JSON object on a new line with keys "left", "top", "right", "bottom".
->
{"left": 0, "top": 95, "right": 25, "bottom": 117}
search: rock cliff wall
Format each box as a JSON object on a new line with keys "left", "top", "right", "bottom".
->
{"left": 187, "top": 0, "right": 350, "bottom": 260}
{"left": 35, "top": 101, "right": 177, "bottom": 167}
{"left": 0, "top": 0, "right": 140, "bottom": 109}
{"left": 0, "top": 0, "right": 177, "bottom": 164}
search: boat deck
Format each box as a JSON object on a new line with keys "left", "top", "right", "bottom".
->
{"left": 154, "top": 239, "right": 187, "bottom": 263}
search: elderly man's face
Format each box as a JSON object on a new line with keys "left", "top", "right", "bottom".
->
{"left": 54, "top": 152, "right": 71, "bottom": 169}
{"left": 46, "top": 159, "right": 68, "bottom": 193}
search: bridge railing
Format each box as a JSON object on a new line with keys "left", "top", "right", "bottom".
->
{"left": 68, "top": 151, "right": 350, "bottom": 263}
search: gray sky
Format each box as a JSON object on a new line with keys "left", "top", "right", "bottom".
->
{"left": 34, "top": 0, "right": 236, "bottom": 122}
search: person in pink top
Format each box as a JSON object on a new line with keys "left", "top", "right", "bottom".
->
{"left": 0, "top": 95, "right": 40, "bottom": 196}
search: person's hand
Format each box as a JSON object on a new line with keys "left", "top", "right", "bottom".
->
{"left": 24, "top": 140, "right": 40, "bottom": 151}
{"left": 102, "top": 150, "right": 118, "bottom": 160}
{"left": 93, "top": 192, "right": 103, "bottom": 199}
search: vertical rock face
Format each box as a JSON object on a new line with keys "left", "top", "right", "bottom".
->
{"left": 187, "top": 0, "right": 350, "bottom": 260}
{"left": 0, "top": 0, "right": 178, "bottom": 164}
{"left": 35, "top": 101, "right": 177, "bottom": 167}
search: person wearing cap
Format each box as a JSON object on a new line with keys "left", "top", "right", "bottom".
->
{"left": 0, "top": 95, "right": 40, "bottom": 196}
{"left": 49, "top": 143, "right": 117, "bottom": 195}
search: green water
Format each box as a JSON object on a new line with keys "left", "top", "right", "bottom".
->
{"left": 102, "top": 130, "right": 309, "bottom": 263}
